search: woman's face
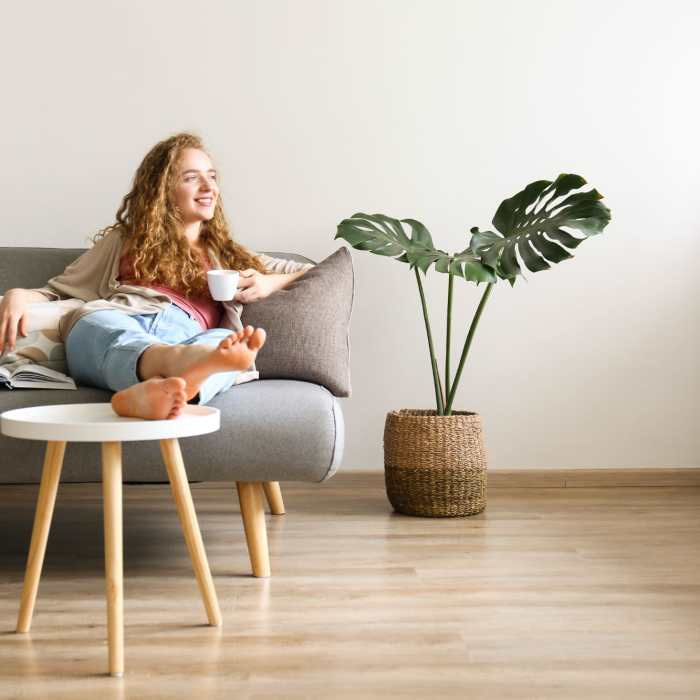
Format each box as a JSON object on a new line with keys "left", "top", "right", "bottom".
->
{"left": 172, "top": 147, "right": 220, "bottom": 225}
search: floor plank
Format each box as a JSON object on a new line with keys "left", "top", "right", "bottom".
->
{"left": 1, "top": 471, "right": 699, "bottom": 699}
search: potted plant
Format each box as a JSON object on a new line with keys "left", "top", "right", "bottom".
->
{"left": 336, "top": 174, "right": 611, "bottom": 517}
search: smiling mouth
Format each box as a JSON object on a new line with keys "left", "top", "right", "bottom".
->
{"left": 195, "top": 197, "right": 214, "bottom": 206}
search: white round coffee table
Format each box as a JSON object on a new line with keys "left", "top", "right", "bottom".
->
{"left": 1, "top": 403, "right": 222, "bottom": 678}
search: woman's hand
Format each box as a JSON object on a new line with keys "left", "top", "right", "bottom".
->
{"left": 0, "top": 289, "right": 32, "bottom": 354}
{"left": 233, "top": 270, "right": 283, "bottom": 304}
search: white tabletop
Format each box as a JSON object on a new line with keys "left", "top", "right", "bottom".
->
{"left": 0, "top": 403, "right": 220, "bottom": 443}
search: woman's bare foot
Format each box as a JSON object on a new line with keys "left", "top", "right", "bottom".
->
{"left": 111, "top": 377, "right": 188, "bottom": 420}
{"left": 181, "top": 326, "right": 266, "bottom": 400}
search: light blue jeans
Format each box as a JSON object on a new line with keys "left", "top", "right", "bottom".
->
{"left": 65, "top": 304, "right": 242, "bottom": 405}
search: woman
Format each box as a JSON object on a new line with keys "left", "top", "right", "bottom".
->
{"left": 0, "top": 133, "right": 312, "bottom": 420}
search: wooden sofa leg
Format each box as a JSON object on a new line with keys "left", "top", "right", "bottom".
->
{"left": 263, "top": 481, "right": 285, "bottom": 515}
{"left": 236, "top": 482, "right": 271, "bottom": 578}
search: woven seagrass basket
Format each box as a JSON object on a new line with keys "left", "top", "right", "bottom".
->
{"left": 383, "top": 409, "right": 487, "bottom": 517}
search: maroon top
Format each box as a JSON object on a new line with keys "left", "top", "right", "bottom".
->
{"left": 118, "top": 253, "right": 223, "bottom": 330}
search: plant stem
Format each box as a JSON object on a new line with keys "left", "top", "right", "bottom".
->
{"left": 414, "top": 267, "right": 445, "bottom": 414}
{"left": 444, "top": 282, "right": 494, "bottom": 414}
{"left": 445, "top": 272, "right": 454, "bottom": 401}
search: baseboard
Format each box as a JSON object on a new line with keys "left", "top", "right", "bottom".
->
{"left": 331, "top": 467, "right": 700, "bottom": 489}
{"left": 487, "top": 467, "right": 700, "bottom": 488}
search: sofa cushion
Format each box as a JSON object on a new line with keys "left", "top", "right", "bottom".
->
{"left": 241, "top": 247, "right": 354, "bottom": 397}
{"left": 0, "top": 380, "right": 343, "bottom": 483}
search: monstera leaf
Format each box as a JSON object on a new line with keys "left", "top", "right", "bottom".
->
{"left": 336, "top": 213, "right": 496, "bottom": 283}
{"left": 469, "top": 174, "right": 611, "bottom": 284}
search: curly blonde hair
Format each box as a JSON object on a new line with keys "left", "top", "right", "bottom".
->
{"left": 98, "top": 132, "right": 267, "bottom": 297}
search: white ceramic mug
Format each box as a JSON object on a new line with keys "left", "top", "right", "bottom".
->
{"left": 207, "top": 270, "right": 240, "bottom": 301}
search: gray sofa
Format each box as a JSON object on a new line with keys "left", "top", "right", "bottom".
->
{"left": 0, "top": 246, "right": 345, "bottom": 576}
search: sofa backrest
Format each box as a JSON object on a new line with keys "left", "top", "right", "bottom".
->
{"left": 0, "top": 248, "right": 85, "bottom": 292}
{"left": 0, "top": 248, "right": 314, "bottom": 294}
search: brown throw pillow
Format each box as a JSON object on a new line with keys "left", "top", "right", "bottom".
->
{"left": 241, "top": 247, "right": 354, "bottom": 397}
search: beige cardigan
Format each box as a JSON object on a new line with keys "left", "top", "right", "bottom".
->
{"left": 34, "top": 229, "right": 313, "bottom": 340}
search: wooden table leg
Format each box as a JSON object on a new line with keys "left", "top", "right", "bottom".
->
{"left": 16, "top": 441, "right": 66, "bottom": 633}
{"left": 160, "top": 438, "right": 222, "bottom": 627}
{"left": 263, "top": 481, "right": 286, "bottom": 515}
{"left": 102, "top": 441, "right": 124, "bottom": 678}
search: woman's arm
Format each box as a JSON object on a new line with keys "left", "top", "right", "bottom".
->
{"left": 0, "top": 288, "right": 53, "bottom": 353}
{"left": 234, "top": 268, "right": 308, "bottom": 304}
{"left": 272, "top": 269, "right": 307, "bottom": 288}
{"left": 257, "top": 253, "right": 314, "bottom": 275}
{"left": 233, "top": 254, "right": 314, "bottom": 304}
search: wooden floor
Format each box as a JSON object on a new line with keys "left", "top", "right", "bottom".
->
{"left": 1, "top": 470, "right": 699, "bottom": 699}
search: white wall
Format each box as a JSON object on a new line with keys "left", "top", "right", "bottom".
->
{"left": 1, "top": 0, "right": 698, "bottom": 469}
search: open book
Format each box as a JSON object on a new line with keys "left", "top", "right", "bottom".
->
{"left": 0, "top": 363, "right": 77, "bottom": 390}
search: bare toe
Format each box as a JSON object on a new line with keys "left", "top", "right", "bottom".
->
{"left": 163, "top": 377, "right": 186, "bottom": 395}
{"left": 169, "top": 394, "right": 186, "bottom": 418}
{"left": 218, "top": 335, "right": 235, "bottom": 351}
{"left": 248, "top": 328, "right": 267, "bottom": 351}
